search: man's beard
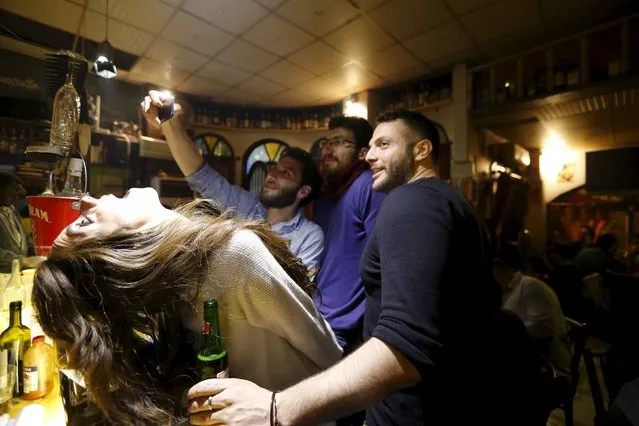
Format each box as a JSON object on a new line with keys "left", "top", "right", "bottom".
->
{"left": 259, "top": 185, "right": 299, "bottom": 208}
{"left": 321, "top": 152, "right": 358, "bottom": 180}
{"left": 377, "top": 149, "right": 414, "bottom": 192}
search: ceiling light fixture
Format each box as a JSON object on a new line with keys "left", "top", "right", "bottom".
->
{"left": 94, "top": 0, "right": 117, "bottom": 79}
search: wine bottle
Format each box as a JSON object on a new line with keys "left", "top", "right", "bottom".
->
{"left": 0, "top": 301, "right": 31, "bottom": 396}
{"left": 196, "top": 300, "right": 228, "bottom": 380}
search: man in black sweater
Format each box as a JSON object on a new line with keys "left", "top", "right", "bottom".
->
{"left": 185, "top": 111, "right": 526, "bottom": 426}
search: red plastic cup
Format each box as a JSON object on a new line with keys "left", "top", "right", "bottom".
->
{"left": 27, "top": 196, "right": 81, "bottom": 256}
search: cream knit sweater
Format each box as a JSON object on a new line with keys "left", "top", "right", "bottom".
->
{"left": 182, "top": 229, "right": 343, "bottom": 391}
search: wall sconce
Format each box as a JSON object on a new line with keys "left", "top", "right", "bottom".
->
{"left": 344, "top": 94, "right": 367, "bottom": 119}
{"left": 540, "top": 131, "right": 575, "bottom": 182}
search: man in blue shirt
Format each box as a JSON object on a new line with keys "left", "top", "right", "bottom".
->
{"left": 142, "top": 91, "right": 324, "bottom": 273}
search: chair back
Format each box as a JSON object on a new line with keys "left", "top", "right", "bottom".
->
{"left": 564, "top": 318, "right": 587, "bottom": 394}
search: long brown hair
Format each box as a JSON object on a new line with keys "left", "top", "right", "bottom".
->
{"left": 32, "top": 199, "right": 313, "bottom": 425}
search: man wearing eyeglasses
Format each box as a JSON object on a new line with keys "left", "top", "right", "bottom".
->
{"left": 313, "top": 116, "right": 387, "bottom": 361}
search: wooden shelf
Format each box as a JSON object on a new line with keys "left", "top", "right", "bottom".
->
{"left": 191, "top": 123, "right": 328, "bottom": 133}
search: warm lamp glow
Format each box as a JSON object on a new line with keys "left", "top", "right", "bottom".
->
{"left": 344, "top": 99, "right": 367, "bottom": 119}
{"left": 540, "top": 131, "right": 575, "bottom": 181}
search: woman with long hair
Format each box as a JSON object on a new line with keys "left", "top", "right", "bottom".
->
{"left": 32, "top": 188, "right": 341, "bottom": 425}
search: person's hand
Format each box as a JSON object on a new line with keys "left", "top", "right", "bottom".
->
{"left": 187, "top": 378, "right": 272, "bottom": 426}
{"left": 21, "top": 256, "right": 46, "bottom": 269}
{"left": 140, "top": 90, "right": 182, "bottom": 130}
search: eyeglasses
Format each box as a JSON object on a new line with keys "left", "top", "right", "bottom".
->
{"left": 319, "top": 138, "right": 357, "bottom": 150}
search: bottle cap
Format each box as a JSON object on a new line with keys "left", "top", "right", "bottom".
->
{"left": 33, "top": 336, "right": 45, "bottom": 344}
{"left": 9, "top": 301, "right": 22, "bottom": 309}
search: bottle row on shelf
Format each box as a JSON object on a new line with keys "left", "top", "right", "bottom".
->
{"left": 192, "top": 104, "right": 342, "bottom": 132}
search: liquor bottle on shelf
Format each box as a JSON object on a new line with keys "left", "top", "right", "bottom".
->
{"left": 243, "top": 112, "right": 250, "bottom": 129}
{"left": 196, "top": 300, "right": 229, "bottom": 380}
{"left": 0, "top": 301, "right": 31, "bottom": 396}
{"left": 554, "top": 61, "right": 566, "bottom": 91}
{"left": 312, "top": 113, "right": 319, "bottom": 129}
{"left": 0, "top": 127, "right": 7, "bottom": 153}
{"left": 8, "top": 129, "right": 18, "bottom": 155}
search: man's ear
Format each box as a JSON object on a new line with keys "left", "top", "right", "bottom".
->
{"left": 358, "top": 147, "right": 368, "bottom": 160}
{"left": 297, "top": 185, "right": 311, "bottom": 200}
{"left": 413, "top": 139, "right": 433, "bottom": 162}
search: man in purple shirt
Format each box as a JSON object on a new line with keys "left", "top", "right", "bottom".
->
{"left": 314, "top": 116, "right": 386, "bottom": 355}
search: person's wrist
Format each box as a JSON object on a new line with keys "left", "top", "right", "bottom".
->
{"left": 274, "top": 390, "right": 297, "bottom": 426}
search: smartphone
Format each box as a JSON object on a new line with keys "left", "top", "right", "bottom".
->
{"left": 158, "top": 93, "right": 175, "bottom": 123}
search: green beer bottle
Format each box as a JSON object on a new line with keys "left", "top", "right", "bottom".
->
{"left": 196, "top": 300, "right": 228, "bottom": 379}
{"left": 0, "top": 301, "right": 31, "bottom": 396}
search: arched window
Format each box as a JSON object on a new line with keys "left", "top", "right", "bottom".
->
{"left": 194, "top": 133, "right": 234, "bottom": 158}
{"left": 242, "top": 139, "right": 289, "bottom": 192}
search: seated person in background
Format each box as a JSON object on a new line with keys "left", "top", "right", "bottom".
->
{"left": 517, "top": 229, "right": 553, "bottom": 277}
{"left": 0, "top": 172, "right": 44, "bottom": 272}
{"left": 32, "top": 188, "right": 342, "bottom": 426}
{"left": 142, "top": 90, "right": 325, "bottom": 274}
{"left": 493, "top": 257, "right": 571, "bottom": 376}
{"left": 574, "top": 232, "right": 626, "bottom": 278}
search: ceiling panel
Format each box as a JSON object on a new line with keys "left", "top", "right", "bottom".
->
{"left": 460, "top": 0, "right": 540, "bottom": 43}
{"left": 160, "top": 0, "right": 183, "bottom": 6}
{"left": 385, "top": 64, "right": 431, "bottom": 84}
{"left": 295, "top": 77, "right": 346, "bottom": 101}
{"left": 242, "top": 15, "right": 315, "bottom": 56}
{"left": 129, "top": 57, "right": 188, "bottom": 88}
{"left": 181, "top": 0, "right": 268, "bottom": 35}
{"left": 104, "top": 19, "right": 156, "bottom": 55}
{"left": 162, "top": 11, "right": 234, "bottom": 56}
{"left": 403, "top": 21, "right": 473, "bottom": 63}
{"left": 444, "top": 0, "right": 499, "bottom": 15}
{"left": 288, "top": 41, "right": 348, "bottom": 74}
{"left": 102, "top": 0, "right": 175, "bottom": 35}
{"left": 177, "top": 75, "right": 229, "bottom": 96}
{"left": 145, "top": 39, "right": 210, "bottom": 73}
{"left": 222, "top": 88, "right": 264, "bottom": 104}
{"left": 271, "top": 89, "right": 317, "bottom": 106}
{"left": 325, "top": 63, "right": 382, "bottom": 92}
{"left": 236, "top": 75, "right": 286, "bottom": 97}
{"left": 2, "top": 0, "right": 83, "bottom": 34}
{"left": 427, "top": 47, "right": 478, "bottom": 71}
{"left": 254, "top": 0, "right": 287, "bottom": 9}
{"left": 275, "top": 0, "right": 360, "bottom": 37}
{"left": 260, "top": 60, "right": 315, "bottom": 88}
{"left": 215, "top": 39, "right": 280, "bottom": 73}
{"left": 369, "top": 0, "right": 452, "bottom": 41}
{"left": 358, "top": 44, "right": 422, "bottom": 77}
{"left": 2, "top": 0, "right": 633, "bottom": 106}
{"left": 479, "top": 26, "right": 543, "bottom": 59}
{"left": 323, "top": 16, "right": 394, "bottom": 60}
{"left": 348, "top": 0, "right": 390, "bottom": 11}
{"left": 197, "top": 60, "right": 253, "bottom": 86}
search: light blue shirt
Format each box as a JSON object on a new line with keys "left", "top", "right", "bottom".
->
{"left": 185, "top": 164, "right": 324, "bottom": 272}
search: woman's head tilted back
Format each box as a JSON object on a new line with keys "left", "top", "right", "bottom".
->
{"left": 32, "top": 189, "right": 313, "bottom": 425}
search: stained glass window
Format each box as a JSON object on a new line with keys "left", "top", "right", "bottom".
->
{"left": 243, "top": 139, "right": 289, "bottom": 192}
{"left": 244, "top": 139, "right": 288, "bottom": 175}
{"left": 194, "top": 133, "right": 234, "bottom": 158}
